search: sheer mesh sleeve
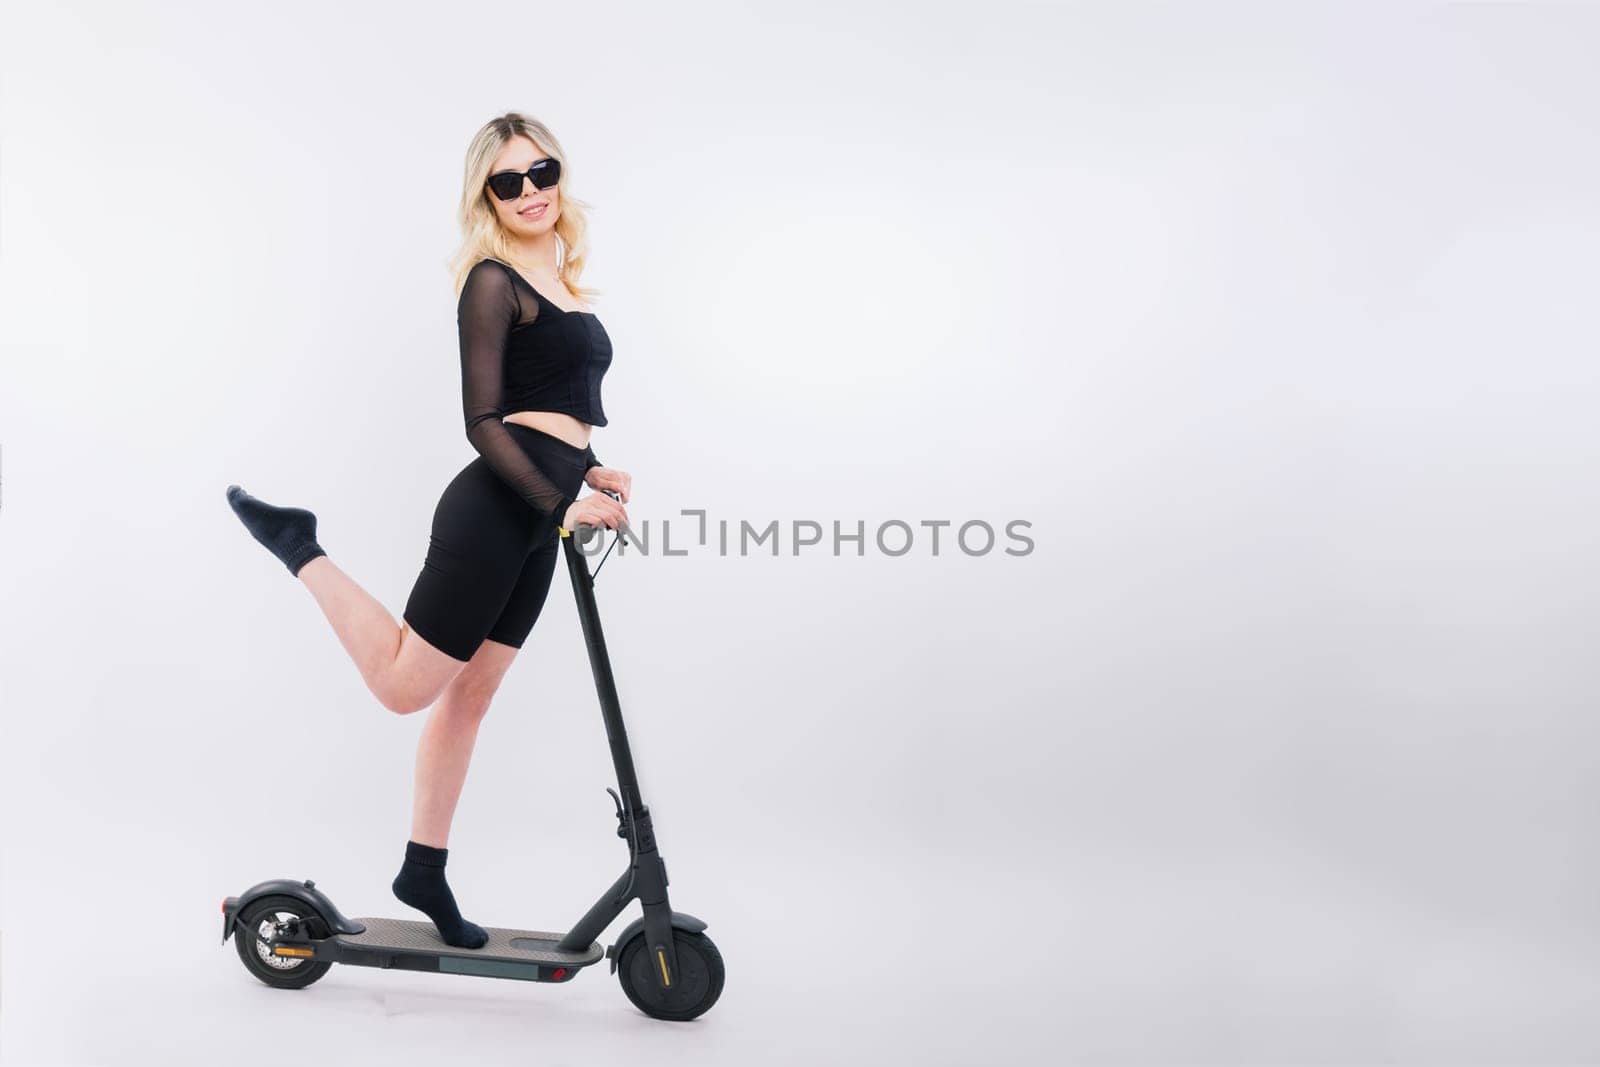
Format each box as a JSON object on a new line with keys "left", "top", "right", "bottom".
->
{"left": 457, "top": 260, "right": 577, "bottom": 523}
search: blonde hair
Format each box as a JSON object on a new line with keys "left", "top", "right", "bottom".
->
{"left": 446, "top": 112, "right": 598, "bottom": 305}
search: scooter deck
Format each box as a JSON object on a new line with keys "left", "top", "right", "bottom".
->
{"left": 338, "top": 918, "right": 604, "bottom": 969}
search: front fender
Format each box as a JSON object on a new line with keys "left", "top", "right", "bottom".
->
{"left": 605, "top": 911, "right": 707, "bottom": 975}
{"left": 222, "top": 878, "right": 366, "bottom": 943}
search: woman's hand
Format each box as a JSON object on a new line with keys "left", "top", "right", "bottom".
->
{"left": 585, "top": 464, "right": 631, "bottom": 503}
{"left": 562, "top": 491, "right": 630, "bottom": 533}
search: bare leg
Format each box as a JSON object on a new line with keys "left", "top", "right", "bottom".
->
{"left": 410, "top": 638, "right": 521, "bottom": 846}
{"left": 296, "top": 556, "right": 466, "bottom": 715}
{"left": 389, "top": 640, "right": 517, "bottom": 949}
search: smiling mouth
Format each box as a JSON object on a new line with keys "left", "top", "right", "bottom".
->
{"left": 519, "top": 203, "right": 548, "bottom": 218}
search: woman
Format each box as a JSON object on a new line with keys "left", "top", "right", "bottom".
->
{"left": 223, "top": 112, "right": 632, "bottom": 950}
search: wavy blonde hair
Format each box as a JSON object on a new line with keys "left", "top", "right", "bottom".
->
{"left": 446, "top": 112, "right": 598, "bottom": 305}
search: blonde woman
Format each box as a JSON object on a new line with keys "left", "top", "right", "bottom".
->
{"left": 224, "top": 112, "right": 632, "bottom": 949}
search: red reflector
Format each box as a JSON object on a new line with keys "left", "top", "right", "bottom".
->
{"left": 221, "top": 899, "right": 227, "bottom": 914}
{"left": 552, "top": 967, "right": 567, "bottom": 980}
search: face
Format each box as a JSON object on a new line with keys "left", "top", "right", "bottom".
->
{"left": 486, "top": 136, "right": 562, "bottom": 236}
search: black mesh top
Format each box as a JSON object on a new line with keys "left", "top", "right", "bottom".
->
{"left": 456, "top": 258, "right": 614, "bottom": 521}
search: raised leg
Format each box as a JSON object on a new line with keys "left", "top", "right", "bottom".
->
{"left": 296, "top": 556, "right": 466, "bottom": 715}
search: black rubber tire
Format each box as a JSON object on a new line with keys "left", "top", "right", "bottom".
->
{"left": 616, "top": 929, "right": 725, "bottom": 1021}
{"left": 233, "top": 894, "right": 333, "bottom": 990}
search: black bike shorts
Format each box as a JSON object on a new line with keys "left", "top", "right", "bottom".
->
{"left": 402, "top": 422, "right": 588, "bottom": 662}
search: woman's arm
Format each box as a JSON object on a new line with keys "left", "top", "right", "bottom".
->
{"left": 457, "top": 260, "right": 577, "bottom": 524}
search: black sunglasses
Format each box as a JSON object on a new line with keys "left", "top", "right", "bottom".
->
{"left": 485, "top": 158, "right": 562, "bottom": 202}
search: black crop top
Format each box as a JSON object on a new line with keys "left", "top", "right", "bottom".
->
{"left": 457, "top": 258, "right": 614, "bottom": 522}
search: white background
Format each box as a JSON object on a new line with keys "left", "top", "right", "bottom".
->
{"left": 3, "top": 2, "right": 1600, "bottom": 1064}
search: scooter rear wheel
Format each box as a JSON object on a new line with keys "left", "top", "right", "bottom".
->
{"left": 616, "top": 928, "right": 725, "bottom": 1021}
{"left": 233, "top": 894, "right": 333, "bottom": 990}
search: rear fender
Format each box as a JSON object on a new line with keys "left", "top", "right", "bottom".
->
{"left": 221, "top": 878, "right": 366, "bottom": 943}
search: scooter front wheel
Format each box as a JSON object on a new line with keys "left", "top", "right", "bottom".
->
{"left": 233, "top": 894, "right": 333, "bottom": 990}
{"left": 616, "top": 928, "right": 725, "bottom": 1021}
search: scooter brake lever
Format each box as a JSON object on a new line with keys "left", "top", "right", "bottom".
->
{"left": 598, "top": 489, "right": 638, "bottom": 548}
{"left": 606, "top": 786, "right": 627, "bottom": 838}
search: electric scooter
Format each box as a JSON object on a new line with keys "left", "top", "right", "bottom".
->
{"left": 220, "top": 494, "right": 724, "bottom": 1021}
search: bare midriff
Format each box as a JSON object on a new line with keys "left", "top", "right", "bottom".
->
{"left": 502, "top": 409, "right": 592, "bottom": 451}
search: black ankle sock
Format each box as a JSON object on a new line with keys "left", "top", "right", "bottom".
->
{"left": 391, "top": 840, "right": 488, "bottom": 950}
{"left": 225, "top": 484, "right": 327, "bottom": 577}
